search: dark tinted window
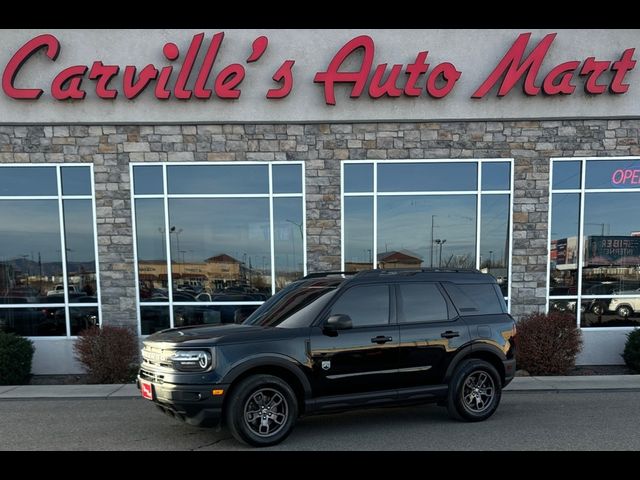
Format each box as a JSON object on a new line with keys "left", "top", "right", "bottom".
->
{"left": 344, "top": 163, "right": 373, "bottom": 192}
{"left": 133, "top": 166, "right": 163, "bottom": 195}
{"left": 329, "top": 284, "right": 389, "bottom": 327}
{"left": 398, "top": 283, "right": 448, "bottom": 323}
{"left": 443, "top": 283, "right": 504, "bottom": 315}
{"left": 61, "top": 167, "right": 91, "bottom": 195}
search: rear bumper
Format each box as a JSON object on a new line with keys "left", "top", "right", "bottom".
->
{"left": 137, "top": 376, "right": 229, "bottom": 427}
{"left": 502, "top": 358, "right": 516, "bottom": 386}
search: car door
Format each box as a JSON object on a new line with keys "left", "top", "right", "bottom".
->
{"left": 308, "top": 283, "right": 399, "bottom": 397}
{"left": 396, "top": 282, "right": 471, "bottom": 388}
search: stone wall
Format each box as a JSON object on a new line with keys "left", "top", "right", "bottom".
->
{"left": 1, "top": 120, "right": 638, "bottom": 328}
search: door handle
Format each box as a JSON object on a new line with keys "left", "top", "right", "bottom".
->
{"left": 441, "top": 331, "right": 460, "bottom": 339}
{"left": 371, "top": 335, "right": 393, "bottom": 344}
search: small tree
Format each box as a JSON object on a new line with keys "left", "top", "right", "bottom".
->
{"left": 622, "top": 329, "right": 640, "bottom": 373}
{"left": 0, "top": 332, "right": 35, "bottom": 385}
{"left": 74, "top": 326, "right": 139, "bottom": 384}
{"left": 516, "top": 312, "right": 583, "bottom": 376}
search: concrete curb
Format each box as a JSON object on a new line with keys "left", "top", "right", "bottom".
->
{"left": 0, "top": 375, "right": 638, "bottom": 399}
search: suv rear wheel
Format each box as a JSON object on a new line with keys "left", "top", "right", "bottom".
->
{"left": 447, "top": 359, "right": 502, "bottom": 422}
{"left": 225, "top": 374, "right": 298, "bottom": 447}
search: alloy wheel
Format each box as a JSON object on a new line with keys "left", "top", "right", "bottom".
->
{"left": 243, "top": 388, "right": 289, "bottom": 437}
{"left": 462, "top": 371, "right": 495, "bottom": 413}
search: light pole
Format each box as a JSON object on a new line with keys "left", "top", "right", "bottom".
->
{"left": 435, "top": 239, "right": 446, "bottom": 268}
{"left": 489, "top": 250, "right": 493, "bottom": 268}
{"left": 286, "top": 219, "right": 304, "bottom": 274}
{"left": 430, "top": 215, "right": 437, "bottom": 268}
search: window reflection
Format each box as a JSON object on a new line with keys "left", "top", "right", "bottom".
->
{"left": 133, "top": 166, "right": 163, "bottom": 195}
{"left": 0, "top": 200, "right": 63, "bottom": 303}
{"left": 135, "top": 199, "right": 167, "bottom": 301}
{"left": 167, "top": 165, "right": 269, "bottom": 194}
{"left": 61, "top": 167, "right": 91, "bottom": 196}
{"left": 377, "top": 195, "right": 476, "bottom": 269}
{"left": 0, "top": 307, "right": 66, "bottom": 336}
{"left": 174, "top": 304, "right": 260, "bottom": 327}
{"left": 168, "top": 198, "right": 272, "bottom": 301}
{"left": 549, "top": 194, "right": 580, "bottom": 296}
{"left": 552, "top": 161, "right": 581, "bottom": 190}
{"left": 344, "top": 197, "right": 374, "bottom": 272}
{"left": 0, "top": 167, "right": 57, "bottom": 196}
{"left": 63, "top": 200, "right": 97, "bottom": 298}
{"left": 344, "top": 164, "right": 373, "bottom": 193}
{"left": 480, "top": 195, "right": 510, "bottom": 296}
{"left": 273, "top": 198, "right": 304, "bottom": 290}
{"left": 272, "top": 164, "right": 302, "bottom": 194}
{"left": 585, "top": 160, "right": 640, "bottom": 189}
{"left": 140, "top": 306, "right": 170, "bottom": 335}
{"left": 69, "top": 307, "right": 99, "bottom": 335}
{"left": 482, "top": 163, "right": 510, "bottom": 191}
{"left": 378, "top": 163, "right": 477, "bottom": 192}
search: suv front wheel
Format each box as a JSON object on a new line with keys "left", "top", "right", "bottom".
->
{"left": 447, "top": 359, "right": 502, "bottom": 422}
{"left": 225, "top": 374, "right": 298, "bottom": 447}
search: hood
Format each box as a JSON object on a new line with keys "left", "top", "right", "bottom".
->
{"left": 144, "top": 323, "right": 294, "bottom": 347}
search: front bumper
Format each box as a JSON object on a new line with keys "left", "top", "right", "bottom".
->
{"left": 137, "top": 375, "right": 229, "bottom": 427}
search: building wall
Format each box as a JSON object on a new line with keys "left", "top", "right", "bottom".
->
{"left": 2, "top": 119, "right": 639, "bottom": 371}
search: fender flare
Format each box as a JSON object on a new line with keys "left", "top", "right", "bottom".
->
{"left": 221, "top": 353, "right": 313, "bottom": 398}
{"left": 443, "top": 343, "right": 507, "bottom": 383}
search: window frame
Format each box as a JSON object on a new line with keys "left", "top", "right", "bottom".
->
{"left": 130, "top": 161, "right": 306, "bottom": 336}
{"left": 340, "top": 159, "right": 514, "bottom": 310}
{"left": 0, "top": 164, "right": 101, "bottom": 338}
{"left": 548, "top": 156, "right": 640, "bottom": 331}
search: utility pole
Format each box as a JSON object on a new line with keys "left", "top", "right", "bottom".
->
{"left": 430, "top": 215, "right": 437, "bottom": 268}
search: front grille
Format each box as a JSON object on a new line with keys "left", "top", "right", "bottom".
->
{"left": 141, "top": 345, "right": 174, "bottom": 369}
{"left": 140, "top": 368, "right": 165, "bottom": 384}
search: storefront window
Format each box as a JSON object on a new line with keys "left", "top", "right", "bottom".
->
{"left": 0, "top": 165, "right": 100, "bottom": 337}
{"left": 342, "top": 160, "right": 512, "bottom": 303}
{"left": 549, "top": 158, "right": 640, "bottom": 328}
{"left": 132, "top": 162, "right": 305, "bottom": 334}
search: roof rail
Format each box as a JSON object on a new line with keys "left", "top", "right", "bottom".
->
{"left": 354, "top": 268, "right": 482, "bottom": 277}
{"left": 301, "top": 271, "right": 358, "bottom": 279}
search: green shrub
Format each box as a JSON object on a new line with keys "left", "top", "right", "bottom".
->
{"left": 0, "top": 332, "right": 35, "bottom": 385}
{"left": 516, "top": 312, "right": 583, "bottom": 375}
{"left": 622, "top": 329, "right": 640, "bottom": 373}
{"left": 73, "top": 326, "right": 139, "bottom": 384}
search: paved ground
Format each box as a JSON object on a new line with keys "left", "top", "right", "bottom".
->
{"left": 1, "top": 390, "right": 639, "bottom": 450}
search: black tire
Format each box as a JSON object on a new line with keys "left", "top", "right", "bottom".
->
{"left": 616, "top": 305, "right": 633, "bottom": 318}
{"left": 225, "top": 374, "right": 298, "bottom": 447}
{"left": 447, "top": 359, "right": 502, "bottom": 422}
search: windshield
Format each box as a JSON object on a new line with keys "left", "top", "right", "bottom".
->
{"left": 243, "top": 280, "right": 340, "bottom": 328}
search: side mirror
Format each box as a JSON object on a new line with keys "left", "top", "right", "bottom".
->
{"left": 323, "top": 314, "right": 352, "bottom": 335}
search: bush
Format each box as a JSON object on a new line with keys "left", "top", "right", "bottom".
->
{"left": 73, "top": 326, "right": 139, "bottom": 384}
{"left": 622, "top": 329, "right": 640, "bottom": 373}
{"left": 516, "top": 312, "right": 583, "bottom": 376}
{"left": 0, "top": 332, "right": 35, "bottom": 385}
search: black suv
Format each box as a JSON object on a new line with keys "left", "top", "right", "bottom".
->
{"left": 137, "top": 269, "right": 516, "bottom": 447}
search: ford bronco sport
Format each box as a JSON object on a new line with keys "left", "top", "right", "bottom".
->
{"left": 137, "top": 269, "right": 516, "bottom": 447}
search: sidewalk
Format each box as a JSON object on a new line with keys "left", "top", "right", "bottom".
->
{"left": 0, "top": 375, "right": 638, "bottom": 400}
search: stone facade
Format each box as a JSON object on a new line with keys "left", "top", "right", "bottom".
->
{"left": 1, "top": 120, "right": 639, "bottom": 328}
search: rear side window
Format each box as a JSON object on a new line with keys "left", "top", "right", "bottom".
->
{"left": 442, "top": 283, "right": 505, "bottom": 315}
{"left": 329, "top": 284, "right": 389, "bottom": 327}
{"left": 398, "top": 283, "right": 449, "bottom": 323}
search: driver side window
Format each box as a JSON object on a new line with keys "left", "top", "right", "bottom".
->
{"left": 329, "top": 284, "right": 389, "bottom": 327}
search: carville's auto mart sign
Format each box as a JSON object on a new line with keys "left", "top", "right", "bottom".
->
{"left": 0, "top": 29, "right": 637, "bottom": 123}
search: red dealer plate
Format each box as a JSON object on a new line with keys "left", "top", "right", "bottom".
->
{"left": 140, "top": 379, "right": 153, "bottom": 400}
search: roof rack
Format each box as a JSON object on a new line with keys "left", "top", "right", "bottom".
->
{"left": 354, "top": 268, "right": 482, "bottom": 277}
{"left": 301, "top": 271, "right": 358, "bottom": 279}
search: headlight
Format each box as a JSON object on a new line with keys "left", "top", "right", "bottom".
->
{"left": 167, "top": 350, "right": 213, "bottom": 372}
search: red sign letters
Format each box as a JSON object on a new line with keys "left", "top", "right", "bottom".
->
{"left": 1, "top": 32, "right": 635, "bottom": 104}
